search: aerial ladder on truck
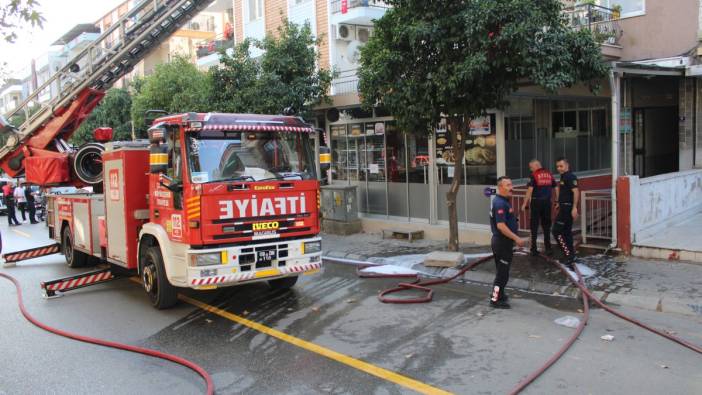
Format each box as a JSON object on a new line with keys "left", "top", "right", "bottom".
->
{"left": 0, "top": 0, "right": 213, "bottom": 295}
{"left": 0, "top": 0, "right": 213, "bottom": 186}
{"left": 1, "top": 0, "right": 325, "bottom": 309}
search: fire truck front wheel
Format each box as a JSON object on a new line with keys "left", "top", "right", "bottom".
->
{"left": 139, "top": 245, "right": 178, "bottom": 309}
{"left": 62, "top": 226, "right": 87, "bottom": 268}
{"left": 268, "top": 276, "right": 298, "bottom": 290}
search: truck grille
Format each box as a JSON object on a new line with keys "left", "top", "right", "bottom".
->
{"left": 238, "top": 244, "right": 289, "bottom": 272}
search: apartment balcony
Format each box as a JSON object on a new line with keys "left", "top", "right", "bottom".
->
{"left": 195, "top": 34, "right": 235, "bottom": 69}
{"left": 330, "top": 0, "right": 389, "bottom": 25}
{"left": 563, "top": 4, "right": 623, "bottom": 59}
{"left": 175, "top": 14, "right": 217, "bottom": 39}
{"left": 331, "top": 69, "right": 360, "bottom": 96}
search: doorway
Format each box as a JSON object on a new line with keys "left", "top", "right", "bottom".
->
{"left": 633, "top": 107, "right": 679, "bottom": 178}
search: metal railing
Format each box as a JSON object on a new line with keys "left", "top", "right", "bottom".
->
{"left": 196, "top": 33, "right": 235, "bottom": 58}
{"left": 562, "top": 4, "right": 622, "bottom": 46}
{"left": 331, "top": 69, "right": 360, "bottom": 95}
{"left": 510, "top": 189, "right": 532, "bottom": 233}
{"left": 580, "top": 189, "right": 612, "bottom": 243}
{"left": 330, "top": 0, "right": 390, "bottom": 14}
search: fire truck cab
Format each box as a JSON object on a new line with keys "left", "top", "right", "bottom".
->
{"left": 48, "top": 113, "right": 323, "bottom": 308}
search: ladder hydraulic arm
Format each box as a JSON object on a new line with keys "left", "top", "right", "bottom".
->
{"left": 0, "top": 0, "right": 212, "bottom": 181}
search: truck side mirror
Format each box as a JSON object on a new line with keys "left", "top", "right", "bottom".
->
{"left": 319, "top": 146, "right": 331, "bottom": 172}
{"left": 148, "top": 125, "right": 168, "bottom": 174}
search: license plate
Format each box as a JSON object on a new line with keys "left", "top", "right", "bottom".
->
{"left": 257, "top": 248, "right": 277, "bottom": 264}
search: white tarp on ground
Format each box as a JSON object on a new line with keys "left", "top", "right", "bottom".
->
{"left": 358, "top": 265, "right": 419, "bottom": 276}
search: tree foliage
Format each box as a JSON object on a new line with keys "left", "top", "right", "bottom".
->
{"left": 72, "top": 88, "right": 132, "bottom": 146}
{"left": 1, "top": 0, "right": 44, "bottom": 43}
{"left": 131, "top": 56, "right": 209, "bottom": 133}
{"left": 208, "top": 20, "right": 333, "bottom": 118}
{"left": 358, "top": 0, "right": 608, "bottom": 250}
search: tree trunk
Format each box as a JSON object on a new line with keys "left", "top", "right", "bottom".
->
{"left": 446, "top": 117, "right": 466, "bottom": 252}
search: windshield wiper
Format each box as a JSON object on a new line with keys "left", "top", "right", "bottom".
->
{"left": 257, "top": 173, "right": 305, "bottom": 182}
{"left": 204, "top": 175, "right": 256, "bottom": 184}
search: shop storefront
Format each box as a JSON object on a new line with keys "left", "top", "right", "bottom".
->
{"left": 325, "top": 92, "right": 612, "bottom": 227}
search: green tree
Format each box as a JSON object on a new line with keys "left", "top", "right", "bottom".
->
{"left": 208, "top": 20, "right": 333, "bottom": 118}
{"left": 1, "top": 0, "right": 44, "bottom": 43}
{"left": 359, "top": 0, "right": 608, "bottom": 251}
{"left": 71, "top": 88, "right": 132, "bottom": 146}
{"left": 1, "top": 0, "right": 44, "bottom": 82}
{"left": 131, "top": 56, "right": 209, "bottom": 133}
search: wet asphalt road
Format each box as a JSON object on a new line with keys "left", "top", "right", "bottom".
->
{"left": 1, "top": 222, "right": 701, "bottom": 395}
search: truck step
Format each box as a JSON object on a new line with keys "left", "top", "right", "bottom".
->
{"left": 41, "top": 267, "right": 119, "bottom": 298}
{"left": 2, "top": 243, "right": 61, "bottom": 263}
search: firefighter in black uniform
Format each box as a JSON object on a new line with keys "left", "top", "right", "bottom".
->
{"left": 490, "top": 176, "right": 525, "bottom": 309}
{"left": 553, "top": 157, "right": 579, "bottom": 269}
{"left": 521, "top": 159, "right": 556, "bottom": 256}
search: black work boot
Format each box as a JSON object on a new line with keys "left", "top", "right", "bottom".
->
{"left": 490, "top": 299, "right": 511, "bottom": 309}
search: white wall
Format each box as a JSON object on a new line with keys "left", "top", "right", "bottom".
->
{"left": 629, "top": 169, "right": 702, "bottom": 242}
{"left": 288, "top": 0, "right": 316, "bottom": 35}
{"left": 242, "top": 0, "right": 265, "bottom": 58}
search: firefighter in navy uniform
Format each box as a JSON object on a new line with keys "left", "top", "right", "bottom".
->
{"left": 490, "top": 176, "right": 526, "bottom": 309}
{"left": 553, "top": 157, "right": 579, "bottom": 269}
{"left": 521, "top": 159, "right": 557, "bottom": 256}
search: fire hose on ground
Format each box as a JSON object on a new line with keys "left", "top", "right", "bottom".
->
{"left": 327, "top": 247, "right": 702, "bottom": 394}
{"left": 0, "top": 272, "right": 214, "bottom": 395}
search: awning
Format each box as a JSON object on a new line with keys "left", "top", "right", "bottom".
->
{"left": 201, "top": 124, "right": 315, "bottom": 133}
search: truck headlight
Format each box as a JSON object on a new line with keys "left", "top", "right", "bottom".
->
{"left": 303, "top": 241, "right": 321, "bottom": 254}
{"left": 191, "top": 253, "right": 222, "bottom": 267}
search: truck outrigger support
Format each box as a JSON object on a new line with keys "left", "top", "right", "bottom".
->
{"left": 40, "top": 267, "right": 121, "bottom": 298}
{"left": 2, "top": 243, "right": 61, "bottom": 264}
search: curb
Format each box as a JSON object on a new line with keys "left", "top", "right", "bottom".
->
{"left": 323, "top": 250, "right": 702, "bottom": 318}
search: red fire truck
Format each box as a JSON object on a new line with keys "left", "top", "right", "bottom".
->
{"left": 0, "top": 0, "right": 323, "bottom": 308}
{"left": 46, "top": 113, "right": 322, "bottom": 308}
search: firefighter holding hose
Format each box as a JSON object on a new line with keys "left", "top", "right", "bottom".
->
{"left": 489, "top": 176, "right": 526, "bottom": 309}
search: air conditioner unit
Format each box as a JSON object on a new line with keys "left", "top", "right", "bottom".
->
{"left": 336, "top": 24, "right": 355, "bottom": 41}
{"left": 356, "top": 26, "right": 373, "bottom": 43}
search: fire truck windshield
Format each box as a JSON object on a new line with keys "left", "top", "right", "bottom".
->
{"left": 187, "top": 131, "right": 315, "bottom": 184}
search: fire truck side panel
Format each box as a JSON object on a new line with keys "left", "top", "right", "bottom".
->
{"left": 71, "top": 196, "right": 104, "bottom": 257}
{"left": 103, "top": 147, "right": 150, "bottom": 269}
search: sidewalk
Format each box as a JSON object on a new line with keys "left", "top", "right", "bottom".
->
{"left": 322, "top": 232, "right": 702, "bottom": 317}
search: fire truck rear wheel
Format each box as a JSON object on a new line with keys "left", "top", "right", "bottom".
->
{"left": 62, "top": 226, "right": 87, "bottom": 268}
{"left": 140, "top": 245, "right": 178, "bottom": 309}
{"left": 268, "top": 276, "right": 298, "bottom": 290}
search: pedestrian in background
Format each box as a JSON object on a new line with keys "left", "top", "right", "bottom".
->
{"left": 521, "top": 159, "right": 556, "bottom": 256}
{"left": 3, "top": 182, "right": 20, "bottom": 226}
{"left": 553, "top": 157, "right": 579, "bottom": 269}
{"left": 14, "top": 183, "right": 27, "bottom": 222}
{"left": 24, "top": 184, "right": 39, "bottom": 224}
{"left": 489, "top": 176, "right": 526, "bottom": 309}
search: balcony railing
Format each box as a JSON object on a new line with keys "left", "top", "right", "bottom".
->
{"left": 330, "top": 0, "right": 390, "bottom": 14}
{"left": 196, "top": 33, "right": 235, "bottom": 59}
{"left": 331, "top": 69, "right": 360, "bottom": 95}
{"left": 182, "top": 14, "right": 216, "bottom": 32}
{"left": 563, "top": 4, "right": 622, "bottom": 46}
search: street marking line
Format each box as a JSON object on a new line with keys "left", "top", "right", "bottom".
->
{"left": 127, "top": 277, "right": 451, "bottom": 394}
{"left": 179, "top": 294, "right": 453, "bottom": 395}
{"left": 11, "top": 229, "right": 32, "bottom": 238}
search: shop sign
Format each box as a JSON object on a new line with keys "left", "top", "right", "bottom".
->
{"left": 469, "top": 116, "right": 491, "bottom": 135}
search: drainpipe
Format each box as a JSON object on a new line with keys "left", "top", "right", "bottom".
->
{"left": 609, "top": 66, "right": 620, "bottom": 249}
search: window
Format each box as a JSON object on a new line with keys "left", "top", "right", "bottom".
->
{"left": 599, "top": 0, "right": 645, "bottom": 17}
{"left": 248, "top": 0, "right": 263, "bottom": 21}
{"left": 291, "top": 0, "right": 311, "bottom": 4}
